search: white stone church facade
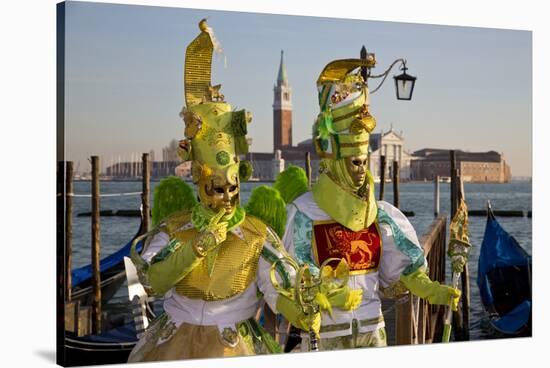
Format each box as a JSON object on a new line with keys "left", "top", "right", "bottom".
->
{"left": 368, "top": 129, "right": 413, "bottom": 181}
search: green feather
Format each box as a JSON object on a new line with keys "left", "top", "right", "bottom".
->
{"left": 239, "top": 160, "right": 253, "bottom": 181}
{"left": 316, "top": 110, "right": 335, "bottom": 140}
{"left": 152, "top": 176, "right": 197, "bottom": 226}
{"left": 245, "top": 186, "right": 286, "bottom": 238}
{"left": 273, "top": 165, "right": 309, "bottom": 204}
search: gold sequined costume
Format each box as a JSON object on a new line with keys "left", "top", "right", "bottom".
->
{"left": 128, "top": 20, "right": 295, "bottom": 362}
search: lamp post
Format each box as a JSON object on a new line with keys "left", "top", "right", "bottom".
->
{"left": 394, "top": 64, "right": 416, "bottom": 100}
{"left": 360, "top": 46, "right": 417, "bottom": 101}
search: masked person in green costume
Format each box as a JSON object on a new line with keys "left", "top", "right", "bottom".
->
{"left": 127, "top": 20, "right": 322, "bottom": 362}
{"left": 279, "top": 58, "right": 461, "bottom": 350}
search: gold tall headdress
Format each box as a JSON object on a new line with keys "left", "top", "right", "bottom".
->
{"left": 311, "top": 58, "right": 379, "bottom": 231}
{"left": 313, "top": 58, "right": 377, "bottom": 159}
{"left": 179, "top": 20, "right": 253, "bottom": 185}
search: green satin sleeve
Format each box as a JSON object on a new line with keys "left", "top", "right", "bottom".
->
{"left": 147, "top": 240, "right": 202, "bottom": 295}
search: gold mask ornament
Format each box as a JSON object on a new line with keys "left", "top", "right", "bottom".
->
{"left": 344, "top": 154, "right": 369, "bottom": 190}
{"left": 197, "top": 171, "right": 240, "bottom": 215}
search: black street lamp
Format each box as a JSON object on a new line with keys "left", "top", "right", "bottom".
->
{"left": 393, "top": 63, "right": 416, "bottom": 100}
{"left": 360, "top": 46, "right": 417, "bottom": 101}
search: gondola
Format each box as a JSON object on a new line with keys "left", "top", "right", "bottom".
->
{"left": 64, "top": 226, "right": 149, "bottom": 366}
{"left": 477, "top": 202, "right": 532, "bottom": 335}
{"left": 63, "top": 285, "right": 162, "bottom": 366}
{"left": 64, "top": 322, "right": 138, "bottom": 366}
{"left": 71, "top": 220, "right": 145, "bottom": 305}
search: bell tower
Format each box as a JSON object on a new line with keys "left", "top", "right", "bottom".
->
{"left": 273, "top": 50, "right": 292, "bottom": 151}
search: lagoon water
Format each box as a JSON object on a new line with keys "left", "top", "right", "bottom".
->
{"left": 70, "top": 180, "right": 532, "bottom": 341}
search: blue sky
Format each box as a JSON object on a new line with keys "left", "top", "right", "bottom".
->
{"left": 64, "top": 1, "right": 532, "bottom": 176}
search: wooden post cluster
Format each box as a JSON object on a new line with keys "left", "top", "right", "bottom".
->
{"left": 379, "top": 155, "right": 386, "bottom": 200}
{"left": 62, "top": 153, "right": 154, "bottom": 338}
{"left": 91, "top": 156, "right": 102, "bottom": 334}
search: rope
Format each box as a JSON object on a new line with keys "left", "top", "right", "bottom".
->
{"left": 57, "top": 192, "right": 143, "bottom": 198}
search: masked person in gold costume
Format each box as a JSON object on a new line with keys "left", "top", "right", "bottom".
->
{"left": 127, "top": 21, "right": 320, "bottom": 362}
{"left": 279, "top": 58, "right": 461, "bottom": 350}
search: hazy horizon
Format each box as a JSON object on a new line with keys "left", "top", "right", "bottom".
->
{"left": 62, "top": 2, "right": 533, "bottom": 176}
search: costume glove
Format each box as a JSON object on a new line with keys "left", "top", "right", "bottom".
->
{"left": 400, "top": 268, "right": 461, "bottom": 311}
{"left": 276, "top": 293, "right": 321, "bottom": 337}
{"left": 318, "top": 259, "right": 363, "bottom": 315}
{"left": 192, "top": 209, "right": 228, "bottom": 256}
{"left": 326, "top": 286, "right": 363, "bottom": 312}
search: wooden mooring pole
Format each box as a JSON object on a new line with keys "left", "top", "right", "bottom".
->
{"left": 450, "top": 151, "right": 457, "bottom": 217}
{"left": 91, "top": 156, "right": 102, "bottom": 334}
{"left": 395, "top": 296, "right": 413, "bottom": 345}
{"left": 142, "top": 153, "right": 151, "bottom": 233}
{"left": 56, "top": 161, "right": 66, "bottom": 354}
{"left": 457, "top": 174, "right": 471, "bottom": 341}
{"left": 305, "top": 152, "right": 312, "bottom": 189}
{"left": 460, "top": 262, "right": 471, "bottom": 340}
{"left": 379, "top": 155, "right": 386, "bottom": 200}
{"left": 391, "top": 158, "right": 411, "bottom": 344}
{"left": 392, "top": 160, "right": 400, "bottom": 208}
{"left": 65, "top": 161, "right": 73, "bottom": 302}
{"left": 434, "top": 175, "right": 440, "bottom": 217}
{"left": 449, "top": 151, "right": 470, "bottom": 341}
{"left": 449, "top": 151, "right": 462, "bottom": 339}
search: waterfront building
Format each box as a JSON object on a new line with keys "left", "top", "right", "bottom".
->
{"left": 105, "top": 160, "right": 185, "bottom": 179}
{"left": 410, "top": 149, "right": 512, "bottom": 183}
{"left": 368, "top": 128, "right": 414, "bottom": 180}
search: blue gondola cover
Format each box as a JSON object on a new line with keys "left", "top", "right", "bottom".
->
{"left": 72, "top": 238, "right": 144, "bottom": 287}
{"left": 477, "top": 209, "right": 531, "bottom": 335}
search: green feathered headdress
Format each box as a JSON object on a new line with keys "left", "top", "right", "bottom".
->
{"left": 245, "top": 186, "right": 286, "bottom": 238}
{"left": 244, "top": 166, "right": 309, "bottom": 239}
{"left": 273, "top": 165, "right": 309, "bottom": 204}
{"left": 152, "top": 176, "right": 197, "bottom": 226}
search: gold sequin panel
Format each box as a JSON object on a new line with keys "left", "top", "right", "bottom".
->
{"left": 172, "top": 215, "right": 267, "bottom": 301}
{"left": 184, "top": 31, "right": 213, "bottom": 106}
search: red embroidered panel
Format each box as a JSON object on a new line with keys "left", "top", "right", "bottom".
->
{"left": 312, "top": 221, "right": 381, "bottom": 274}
